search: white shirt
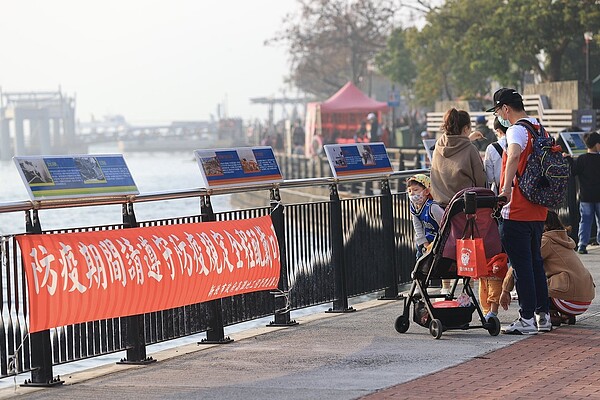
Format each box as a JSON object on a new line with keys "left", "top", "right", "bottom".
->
{"left": 484, "top": 136, "right": 507, "bottom": 194}
{"left": 505, "top": 118, "right": 535, "bottom": 151}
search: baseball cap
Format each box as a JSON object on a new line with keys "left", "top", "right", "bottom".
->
{"left": 367, "top": 112, "right": 376, "bottom": 120}
{"left": 485, "top": 88, "right": 523, "bottom": 112}
{"left": 407, "top": 174, "right": 431, "bottom": 189}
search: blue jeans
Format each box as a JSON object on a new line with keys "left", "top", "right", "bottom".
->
{"left": 500, "top": 219, "right": 548, "bottom": 319}
{"left": 578, "top": 202, "right": 600, "bottom": 248}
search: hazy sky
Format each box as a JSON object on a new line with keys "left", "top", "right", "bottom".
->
{"left": 0, "top": 0, "right": 298, "bottom": 124}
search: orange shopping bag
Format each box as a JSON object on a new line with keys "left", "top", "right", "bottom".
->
{"left": 456, "top": 217, "right": 487, "bottom": 278}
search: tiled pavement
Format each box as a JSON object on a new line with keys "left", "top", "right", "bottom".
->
{"left": 361, "top": 314, "right": 600, "bottom": 399}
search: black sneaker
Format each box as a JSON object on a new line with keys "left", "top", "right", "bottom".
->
{"left": 577, "top": 246, "right": 588, "bottom": 254}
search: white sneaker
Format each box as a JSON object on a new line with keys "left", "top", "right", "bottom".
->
{"left": 501, "top": 317, "right": 537, "bottom": 335}
{"left": 535, "top": 312, "right": 552, "bottom": 332}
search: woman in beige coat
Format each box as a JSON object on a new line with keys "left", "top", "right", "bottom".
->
{"left": 430, "top": 108, "right": 487, "bottom": 208}
{"left": 500, "top": 210, "right": 596, "bottom": 325}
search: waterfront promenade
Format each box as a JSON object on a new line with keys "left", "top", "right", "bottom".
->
{"left": 3, "top": 247, "right": 599, "bottom": 400}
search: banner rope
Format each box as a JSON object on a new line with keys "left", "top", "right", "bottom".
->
{"left": 269, "top": 288, "right": 291, "bottom": 314}
{"left": 9, "top": 332, "right": 30, "bottom": 390}
{"left": 270, "top": 200, "right": 283, "bottom": 214}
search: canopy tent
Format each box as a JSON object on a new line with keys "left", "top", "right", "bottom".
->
{"left": 320, "top": 81, "right": 389, "bottom": 113}
{"left": 305, "top": 82, "right": 389, "bottom": 155}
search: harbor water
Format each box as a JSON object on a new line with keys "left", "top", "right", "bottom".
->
{"left": 0, "top": 143, "right": 233, "bottom": 235}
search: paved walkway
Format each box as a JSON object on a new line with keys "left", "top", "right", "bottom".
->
{"left": 362, "top": 314, "right": 600, "bottom": 399}
{"left": 3, "top": 247, "right": 599, "bottom": 400}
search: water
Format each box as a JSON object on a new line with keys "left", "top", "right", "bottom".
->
{"left": 0, "top": 143, "right": 232, "bottom": 235}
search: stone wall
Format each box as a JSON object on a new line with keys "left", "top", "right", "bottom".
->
{"left": 523, "top": 80, "right": 586, "bottom": 109}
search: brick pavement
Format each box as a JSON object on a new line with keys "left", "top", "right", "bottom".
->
{"left": 361, "top": 315, "right": 600, "bottom": 400}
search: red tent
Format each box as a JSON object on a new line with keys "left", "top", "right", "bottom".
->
{"left": 320, "top": 81, "right": 389, "bottom": 113}
{"left": 305, "top": 82, "right": 389, "bottom": 154}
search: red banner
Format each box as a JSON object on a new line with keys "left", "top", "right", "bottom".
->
{"left": 17, "top": 216, "right": 280, "bottom": 332}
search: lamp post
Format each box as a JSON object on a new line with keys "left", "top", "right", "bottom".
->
{"left": 584, "top": 31, "right": 593, "bottom": 109}
{"left": 367, "top": 60, "right": 375, "bottom": 98}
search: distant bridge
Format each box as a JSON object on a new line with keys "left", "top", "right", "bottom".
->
{"left": 0, "top": 90, "right": 79, "bottom": 160}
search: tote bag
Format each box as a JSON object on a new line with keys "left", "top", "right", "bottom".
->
{"left": 456, "top": 218, "right": 487, "bottom": 278}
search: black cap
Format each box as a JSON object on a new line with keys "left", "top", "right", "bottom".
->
{"left": 486, "top": 88, "right": 523, "bottom": 112}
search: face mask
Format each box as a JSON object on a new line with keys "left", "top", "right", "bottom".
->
{"left": 409, "top": 193, "right": 425, "bottom": 206}
{"left": 498, "top": 115, "right": 511, "bottom": 128}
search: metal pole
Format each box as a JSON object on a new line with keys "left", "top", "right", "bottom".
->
{"left": 587, "top": 40, "right": 590, "bottom": 109}
{"left": 379, "top": 179, "right": 399, "bottom": 299}
{"left": 584, "top": 32, "right": 593, "bottom": 109}
{"left": 327, "top": 184, "right": 354, "bottom": 313}
{"left": 267, "top": 187, "right": 298, "bottom": 327}
{"left": 22, "top": 210, "right": 64, "bottom": 387}
{"left": 117, "top": 203, "right": 155, "bottom": 365}
{"left": 198, "top": 195, "right": 233, "bottom": 344}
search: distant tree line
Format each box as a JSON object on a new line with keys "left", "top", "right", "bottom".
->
{"left": 269, "top": 0, "right": 600, "bottom": 109}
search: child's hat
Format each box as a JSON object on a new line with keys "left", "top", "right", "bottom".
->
{"left": 407, "top": 174, "right": 431, "bottom": 189}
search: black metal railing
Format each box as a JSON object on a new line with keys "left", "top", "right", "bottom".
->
{"left": 0, "top": 167, "right": 429, "bottom": 385}
{"left": 0, "top": 148, "right": 581, "bottom": 386}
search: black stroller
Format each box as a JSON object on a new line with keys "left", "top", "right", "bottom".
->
{"left": 395, "top": 187, "right": 504, "bottom": 339}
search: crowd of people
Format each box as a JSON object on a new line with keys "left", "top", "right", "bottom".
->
{"left": 256, "top": 89, "right": 596, "bottom": 335}
{"left": 408, "top": 87, "right": 597, "bottom": 334}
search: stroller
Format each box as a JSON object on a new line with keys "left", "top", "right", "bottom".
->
{"left": 395, "top": 187, "right": 504, "bottom": 339}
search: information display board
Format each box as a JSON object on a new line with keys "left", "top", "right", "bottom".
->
{"left": 323, "top": 142, "right": 393, "bottom": 178}
{"left": 423, "top": 139, "right": 436, "bottom": 162}
{"left": 559, "top": 132, "right": 588, "bottom": 157}
{"left": 14, "top": 154, "right": 138, "bottom": 200}
{"left": 194, "top": 146, "right": 283, "bottom": 188}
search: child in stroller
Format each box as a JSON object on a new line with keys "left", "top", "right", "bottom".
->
{"left": 395, "top": 187, "right": 505, "bottom": 339}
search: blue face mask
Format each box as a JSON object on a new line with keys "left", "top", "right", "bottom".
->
{"left": 498, "top": 115, "right": 511, "bottom": 128}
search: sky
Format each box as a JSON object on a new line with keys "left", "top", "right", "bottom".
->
{"left": 0, "top": 0, "right": 299, "bottom": 125}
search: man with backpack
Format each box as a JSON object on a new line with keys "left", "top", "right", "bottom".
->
{"left": 487, "top": 88, "right": 552, "bottom": 335}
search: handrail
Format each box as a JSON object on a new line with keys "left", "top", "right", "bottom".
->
{"left": 0, "top": 168, "right": 428, "bottom": 213}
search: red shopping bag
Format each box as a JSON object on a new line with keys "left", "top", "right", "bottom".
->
{"left": 456, "top": 216, "right": 487, "bottom": 278}
{"left": 456, "top": 237, "right": 487, "bottom": 278}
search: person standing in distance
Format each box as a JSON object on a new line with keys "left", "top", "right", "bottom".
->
{"left": 569, "top": 132, "right": 600, "bottom": 254}
{"left": 367, "top": 113, "right": 380, "bottom": 142}
{"left": 487, "top": 88, "right": 551, "bottom": 334}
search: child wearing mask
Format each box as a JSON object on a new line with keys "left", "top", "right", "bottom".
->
{"left": 407, "top": 174, "right": 447, "bottom": 292}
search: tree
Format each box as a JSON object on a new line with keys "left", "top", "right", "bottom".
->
{"left": 377, "top": 0, "right": 600, "bottom": 106}
{"left": 403, "top": 0, "right": 498, "bottom": 105}
{"left": 269, "top": 0, "right": 396, "bottom": 99}
{"left": 492, "top": 0, "right": 600, "bottom": 83}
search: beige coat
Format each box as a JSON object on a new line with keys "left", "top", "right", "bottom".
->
{"left": 430, "top": 134, "right": 487, "bottom": 207}
{"left": 502, "top": 229, "right": 596, "bottom": 302}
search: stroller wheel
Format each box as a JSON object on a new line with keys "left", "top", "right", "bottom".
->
{"left": 429, "top": 319, "right": 443, "bottom": 339}
{"left": 395, "top": 315, "right": 410, "bottom": 333}
{"left": 486, "top": 316, "right": 501, "bottom": 336}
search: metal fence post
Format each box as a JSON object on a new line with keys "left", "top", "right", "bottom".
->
{"left": 198, "top": 195, "right": 233, "bottom": 344}
{"left": 22, "top": 210, "right": 64, "bottom": 387}
{"left": 379, "top": 179, "right": 399, "bottom": 299}
{"left": 268, "top": 187, "right": 298, "bottom": 327}
{"left": 327, "top": 184, "right": 354, "bottom": 313}
{"left": 117, "top": 203, "right": 155, "bottom": 365}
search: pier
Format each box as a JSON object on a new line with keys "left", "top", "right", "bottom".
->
{"left": 0, "top": 153, "right": 594, "bottom": 398}
{"left": 0, "top": 90, "right": 81, "bottom": 160}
